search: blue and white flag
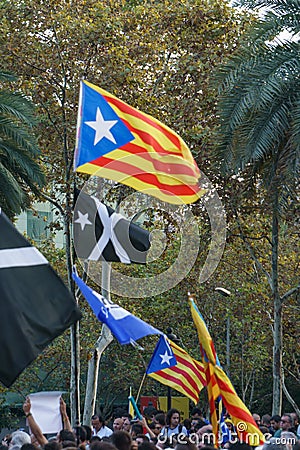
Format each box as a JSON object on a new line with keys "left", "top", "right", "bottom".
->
{"left": 146, "top": 335, "right": 177, "bottom": 374}
{"left": 72, "top": 269, "right": 162, "bottom": 345}
{"left": 219, "top": 412, "right": 232, "bottom": 445}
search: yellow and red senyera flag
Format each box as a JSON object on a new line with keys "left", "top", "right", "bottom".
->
{"left": 189, "top": 296, "right": 265, "bottom": 447}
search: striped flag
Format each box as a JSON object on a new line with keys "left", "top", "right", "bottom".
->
{"left": 189, "top": 297, "right": 265, "bottom": 446}
{"left": 74, "top": 80, "right": 205, "bottom": 205}
{"left": 0, "top": 210, "right": 82, "bottom": 387}
{"left": 146, "top": 335, "right": 206, "bottom": 404}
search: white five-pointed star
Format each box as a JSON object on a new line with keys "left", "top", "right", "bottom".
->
{"left": 75, "top": 210, "right": 92, "bottom": 231}
{"left": 160, "top": 351, "right": 173, "bottom": 366}
{"left": 85, "top": 107, "right": 118, "bottom": 146}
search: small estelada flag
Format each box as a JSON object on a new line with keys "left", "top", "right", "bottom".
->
{"left": 146, "top": 335, "right": 206, "bottom": 404}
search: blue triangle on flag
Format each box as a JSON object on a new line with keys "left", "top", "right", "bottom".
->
{"left": 75, "top": 81, "right": 134, "bottom": 168}
{"left": 146, "top": 335, "right": 177, "bottom": 374}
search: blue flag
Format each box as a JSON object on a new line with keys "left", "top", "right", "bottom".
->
{"left": 72, "top": 269, "right": 162, "bottom": 345}
{"left": 146, "top": 335, "right": 177, "bottom": 374}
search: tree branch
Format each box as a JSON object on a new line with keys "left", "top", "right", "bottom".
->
{"left": 280, "top": 284, "right": 300, "bottom": 306}
{"left": 282, "top": 369, "right": 300, "bottom": 417}
{"left": 234, "top": 211, "right": 273, "bottom": 289}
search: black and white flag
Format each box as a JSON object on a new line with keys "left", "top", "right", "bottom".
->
{"left": 73, "top": 189, "right": 151, "bottom": 264}
{"left": 0, "top": 209, "right": 82, "bottom": 387}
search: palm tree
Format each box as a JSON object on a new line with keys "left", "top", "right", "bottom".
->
{"left": 213, "top": 0, "right": 300, "bottom": 414}
{"left": 0, "top": 71, "right": 45, "bottom": 218}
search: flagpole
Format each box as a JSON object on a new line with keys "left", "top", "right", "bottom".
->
{"left": 135, "top": 372, "right": 147, "bottom": 403}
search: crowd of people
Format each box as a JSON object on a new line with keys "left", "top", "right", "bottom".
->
{"left": 1, "top": 398, "right": 299, "bottom": 450}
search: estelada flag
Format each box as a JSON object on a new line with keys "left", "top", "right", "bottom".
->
{"left": 0, "top": 210, "right": 82, "bottom": 387}
{"left": 74, "top": 80, "right": 205, "bottom": 205}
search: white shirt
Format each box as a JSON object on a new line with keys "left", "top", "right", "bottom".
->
{"left": 94, "top": 426, "right": 113, "bottom": 438}
{"left": 161, "top": 424, "right": 188, "bottom": 437}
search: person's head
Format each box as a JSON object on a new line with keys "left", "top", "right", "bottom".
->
{"left": 134, "top": 435, "right": 149, "bottom": 446}
{"left": 122, "top": 418, "right": 131, "bottom": 433}
{"left": 110, "top": 431, "right": 132, "bottom": 450}
{"left": 252, "top": 414, "right": 261, "bottom": 426}
{"left": 90, "top": 437, "right": 102, "bottom": 450}
{"left": 174, "top": 438, "right": 198, "bottom": 450}
{"left": 280, "top": 414, "right": 293, "bottom": 431}
{"left": 224, "top": 420, "right": 234, "bottom": 432}
{"left": 290, "top": 412, "right": 299, "bottom": 426}
{"left": 92, "top": 415, "right": 105, "bottom": 432}
{"left": 83, "top": 425, "right": 92, "bottom": 442}
{"left": 91, "top": 443, "right": 117, "bottom": 450}
{"left": 191, "top": 408, "right": 203, "bottom": 419}
{"left": 280, "top": 431, "right": 296, "bottom": 450}
{"left": 190, "top": 419, "right": 206, "bottom": 433}
{"left": 44, "top": 442, "right": 62, "bottom": 450}
{"left": 149, "top": 422, "right": 162, "bottom": 436}
{"left": 262, "top": 439, "right": 286, "bottom": 450}
{"left": 131, "top": 425, "right": 143, "bottom": 438}
{"left": 73, "top": 426, "right": 87, "bottom": 444}
{"left": 270, "top": 415, "right": 281, "bottom": 431}
{"left": 154, "top": 413, "right": 166, "bottom": 426}
{"left": 166, "top": 409, "right": 180, "bottom": 429}
{"left": 61, "top": 441, "right": 77, "bottom": 449}
{"left": 58, "top": 431, "right": 76, "bottom": 444}
{"left": 10, "top": 432, "right": 31, "bottom": 449}
{"left": 113, "top": 418, "right": 124, "bottom": 432}
{"left": 262, "top": 414, "right": 271, "bottom": 427}
{"left": 131, "top": 441, "right": 138, "bottom": 450}
{"left": 138, "top": 443, "right": 157, "bottom": 450}
{"left": 20, "top": 444, "right": 36, "bottom": 450}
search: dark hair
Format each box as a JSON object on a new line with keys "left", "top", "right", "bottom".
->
{"left": 44, "top": 442, "right": 63, "bottom": 450}
{"left": 228, "top": 443, "right": 253, "bottom": 450}
{"left": 21, "top": 445, "right": 36, "bottom": 450}
{"left": 282, "top": 413, "right": 293, "bottom": 424}
{"left": 59, "top": 431, "right": 76, "bottom": 443}
{"left": 92, "top": 415, "right": 105, "bottom": 424}
{"left": 175, "top": 440, "right": 198, "bottom": 450}
{"left": 131, "top": 424, "right": 143, "bottom": 436}
{"left": 191, "top": 407, "right": 203, "bottom": 416}
{"left": 270, "top": 415, "right": 281, "bottom": 423}
{"left": 90, "top": 437, "right": 102, "bottom": 444}
{"left": 74, "top": 426, "right": 87, "bottom": 444}
{"left": 83, "top": 425, "right": 92, "bottom": 442}
{"left": 91, "top": 442, "right": 117, "bottom": 450}
{"left": 166, "top": 409, "right": 180, "bottom": 425}
{"left": 154, "top": 413, "right": 166, "bottom": 426}
{"left": 62, "top": 441, "right": 78, "bottom": 449}
{"left": 183, "top": 419, "right": 191, "bottom": 430}
{"left": 138, "top": 443, "right": 157, "bottom": 450}
{"left": 110, "top": 431, "right": 132, "bottom": 450}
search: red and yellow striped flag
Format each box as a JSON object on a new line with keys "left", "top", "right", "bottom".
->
{"left": 189, "top": 296, "right": 265, "bottom": 447}
{"left": 146, "top": 335, "right": 206, "bottom": 404}
{"left": 74, "top": 80, "right": 205, "bottom": 205}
